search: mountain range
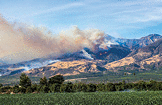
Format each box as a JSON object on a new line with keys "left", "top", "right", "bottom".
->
{"left": 1, "top": 34, "right": 162, "bottom": 79}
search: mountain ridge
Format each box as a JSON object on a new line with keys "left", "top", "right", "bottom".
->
{"left": 0, "top": 34, "right": 162, "bottom": 77}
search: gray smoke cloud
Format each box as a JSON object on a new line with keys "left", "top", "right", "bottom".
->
{"left": 0, "top": 14, "right": 105, "bottom": 64}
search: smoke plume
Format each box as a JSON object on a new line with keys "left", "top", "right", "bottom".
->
{"left": 0, "top": 15, "right": 105, "bottom": 64}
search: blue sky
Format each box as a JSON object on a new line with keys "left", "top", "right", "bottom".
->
{"left": 1, "top": 0, "right": 162, "bottom": 39}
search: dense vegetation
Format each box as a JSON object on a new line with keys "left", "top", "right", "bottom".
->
{"left": 1, "top": 91, "right": 162, "bottom": 104}
{"left": 1, "top": 73, "right": 162, "bottom": 104}
{"left": 1, "top": 66, "right": 162, "bottom": 86}
{"left": 1, "top": 73, "right": 162, "bottom": 94}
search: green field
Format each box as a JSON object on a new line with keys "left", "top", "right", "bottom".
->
{"left": 0, "top": 91, "right": 162, "bottom": 105}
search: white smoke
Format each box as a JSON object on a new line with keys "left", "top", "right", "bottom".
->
{"left": 0, "top": 15, "right": 106, "bottom": 64}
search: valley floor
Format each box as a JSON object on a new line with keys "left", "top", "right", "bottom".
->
{"left": 0, "top": 91, "right": 162, "bottom": 105}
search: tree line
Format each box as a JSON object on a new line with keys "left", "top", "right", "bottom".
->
{"left": 1, "top": 73, "right": 162, "bottom": 94}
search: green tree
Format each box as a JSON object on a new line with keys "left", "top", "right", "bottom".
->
{"left": 19, "top": 87, "right": 26, "bottom": 93}
{"left": 0, "top": 83, "right": 3, "bottom": 87}
{"left": 105, "top": 83, "right": 115, "bottom": 91}
{"left": 65, "top": 82, "right": 73, "bottom": 92}
{"left": 0, "top": 85, "right": 11, "bottom": 92}
{"left": 19, "top": 73, "right": 31, "bottom": 88}
{"left": 87, "top": 83, "right": 96, "bottom": 92}
{"left": 60, "top": 84, "right": 67, "bottom": 92}
{"left": 81, "top": 83, "right": 87, "bottom": 92}
{"left": 40, "top": 85, "right": 50, "bottom": 93}
{"left": 50, "top": 83, "right": 61, "bottom": 93}
{"left": 126, "top": 83, "right": 134, "bottom": 89}
{"left": 31, "top": 84, "right": 38, "bottom": 92}
{"left": 115, "top": 85, "right": 124, "bottom": 91}
{"left": 96, "top": 83, "right": 105, "bottom": 91}
{"left": 40, "top": 76, "right": 48, "bottom": 86}
{"left": 36, "top": 85, "right": 42, "bottom": 93}
{"left": 12, "top": 85, "right": 20, "bottom": 93}
{"left": 48, "top": 75, "right": 64, "bottom": 85}
{"left": 60, "top": 82, "right": 73, "bottom": 93}
{"left": 134, "top": 80, "right": 146, "bottom": 91}
{"left": 146, "top": 80, "right": 157, "bottom": 91}
{"left": 72, "top": 82, "right": 82, "bottom": 92}
{"left": 26, "top": 86, "right": 32, "bottom": 93}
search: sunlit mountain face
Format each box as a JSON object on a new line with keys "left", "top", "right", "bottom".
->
{"left": 0, "top": 33, "right": 162, "bottom": 77}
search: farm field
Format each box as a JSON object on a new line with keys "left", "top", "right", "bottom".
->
{"left": 0, "top": 91, "right": 162, "bottom": 105}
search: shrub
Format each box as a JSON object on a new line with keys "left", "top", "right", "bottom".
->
{"left": 0, "top": 83, "right": 3, "bottom": 88}
{"left": 96, "top": 83, "right": 105, "bottom": 91}
{"left": 12, "top": 85, "right": 20, "bottom": 93}
{"left": 105, "top": 83, "right": 115, "bottom": 91}
{"left": 49, "top": 83, "right": 61, "bottom": 93}
{"left": 31, "top": 84, "right": 38, "bottom": 92}
{"left": 60, "top": 84, "right": 67, "bottom": 92}
{"left": 40, "top": 85, "right": 50, "bottom": 93}
{"left": 48, "top": 75, "right": 64, "bottom": 85}
{"left": 26, "top": 86, "right": 32, "bottom": 93}
{"left": 72, "top": 83, "right": 82, "bottom": 92}
{"left": 19, "top": 87, "right": 26, "bottom": 93}
{"left": 40, "top": 76, "right": 48, "bottom": 86}
{"left": 81, "top": 83, "right": 87, "bottom": 92}
{"left": 19, "top": 73, "right": 31, "bottom": 88}
{"left": 87, "top": 83, "right": 96, "bottom": 92}
{"left": 0, "top": 86, "right": 11, "bottom": 92}
{"left": 65, "top": 82, "right": 73, "bottom": 92}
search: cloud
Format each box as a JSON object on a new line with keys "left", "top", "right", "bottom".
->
{"left": 1, "top": 0, "right": 162, "bottom": 40}
{"left": 24, "top": 2, "right": 84, "bottom": 18}
{"left": 77, "top": 0, "right": 162, "bottom": 25}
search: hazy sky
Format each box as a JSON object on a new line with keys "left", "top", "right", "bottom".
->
{"left": 1, "top": 0, "right": 162, "bottom": 39}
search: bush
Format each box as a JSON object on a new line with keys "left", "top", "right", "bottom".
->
{"left": 19, "top": 87, "right": 26, "bottom": 93}
{"left": 134, "top": 81, "right": 147, "bottom": 91}
{"left": 81, "top": 83, "right": 87, "bottom": 92}
{"left": 6, "top": 89, "right": 11, "bottom": 94}
{"left": 40, "top": 85, "right": 50, "bottom": 93}
{"left": 72, "top": 83, "right": 87, "bottom": 92}
{"left": 96, "top": 83, "right": 105, "bottom": 91}
{"left": 87, "top": 83, "right": 96, "bottom": 92}
{"left": 0, "top": 83, "right": 3, "bottom": 87}
{"left": 72, "top": 83, "right": 82, "bottom": 92}
{"left": 65, "top": 82, "right": 73, "bottom": 92}
{"left": 115, "top": 85, "right": 124, "bottom": 91}
{"left": 48, "top": 75, "right": 64, "bottom": 85}
{"left": 0, "top": 86, "right": 11, "bottom": 92}
{"left": 12, "top": 85, "right": 20, "bottom": 93}
{"left": 60, "top": 84, "right": 67, "bottom": 92}
{"left": 31, "top": 84, "right": 38, "bottom": 92}
{"left": 105, "top": 83, "right": 115, "bottom": 91}
{"left": 26, "top": 86, "right": 32, "bottom": 93}
{"left": 40, "top": 76, "right": 48, "bottom": 86}
{"left": 50, "top": 83, "right": 61, "bottom": 93}
{"left": 19, "top": 73, "right": 31, "bottom": 88}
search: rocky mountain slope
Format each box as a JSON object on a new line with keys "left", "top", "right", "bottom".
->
{"left": 24, "top": 59, "right": 107, "bottom": 77}
{"left": 0, "top": 34, "right": 162, "bottom": 77}
{"left": 115, "top": 34, "right": 162, "bottom": 50}
{"left": 104, "top": 38, "right": 162, "bottom": 72}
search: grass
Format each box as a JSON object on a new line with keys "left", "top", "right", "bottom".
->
{"left": 0, "top": 91, "right": 162, "bottom": 105}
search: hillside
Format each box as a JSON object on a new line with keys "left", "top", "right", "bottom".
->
{"left": 104, "top": 38, "right": 162, "bottom": 72}
{"left": 0, "top": 34, "right": 162, "bottom": 81}
{"left": 116, "top": 34, "right": 162, "bottom": 50}
{"left": 17, "top": 34, "right": 162, "bottom": 79}
{"left": 24, "top": 59, "right": 107, "bottom": 77}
